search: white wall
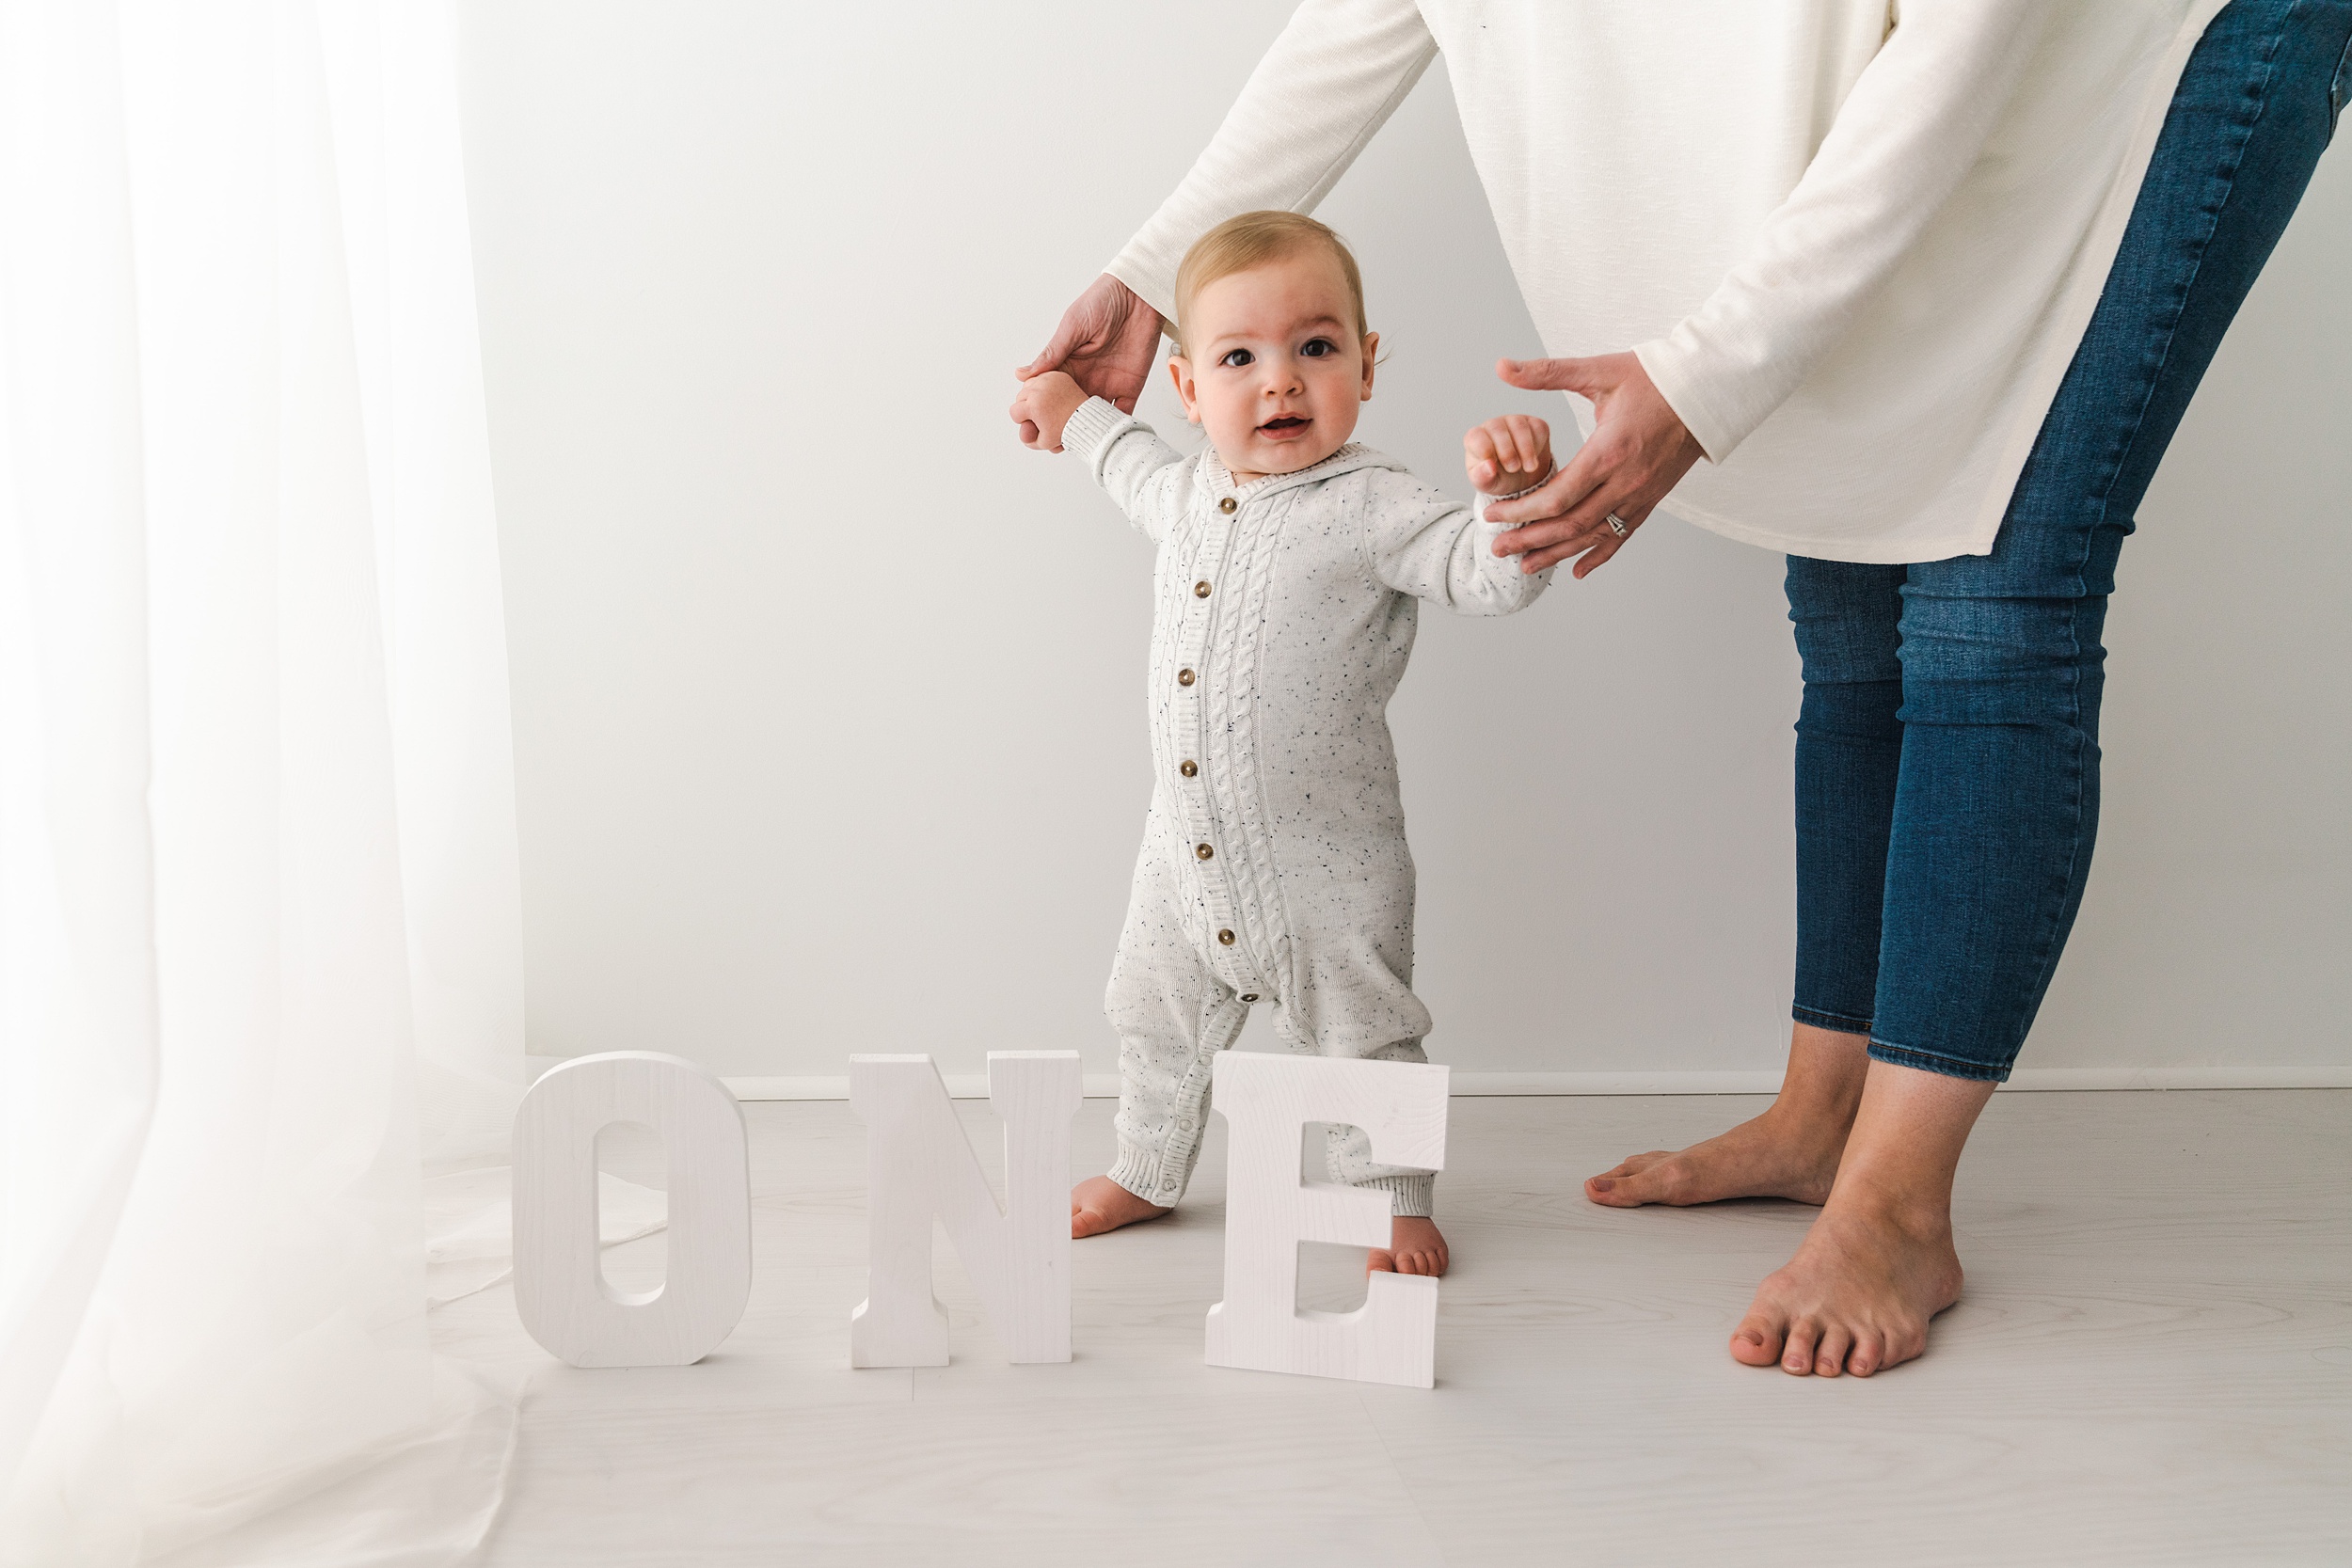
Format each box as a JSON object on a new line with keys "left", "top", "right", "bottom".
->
{"left": 455, "top": 2, "right": 2349, "bottom": 1083}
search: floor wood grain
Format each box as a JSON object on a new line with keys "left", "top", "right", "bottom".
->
{"left": 437, "top": 1089, "right": 2352, "bottom": 1566}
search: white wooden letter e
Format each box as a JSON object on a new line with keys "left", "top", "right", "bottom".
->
{"left": 850, "top": 1051, "right": 1082, "bottom": 1368}
{"left": 1205, "top": 1052, "right": 1449, "bottom": 1388}
{"left": 512, "top": 1052, "right": 752, "bottom": 1368}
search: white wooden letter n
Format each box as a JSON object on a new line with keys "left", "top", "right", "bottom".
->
{"left": 1205, "top": 1052, "right": 1449, "bottom": 1389}
{"left": 850, "top": 1051, "right": 1082, "bottom": 1368}
{"left": 513, "top": 1051, "right": 753, "bottom": 1369}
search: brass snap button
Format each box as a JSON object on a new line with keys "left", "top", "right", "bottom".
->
{"left": 1216, "top": 928, "right": 1235, "bottom": 946}
{"left": 1194, "top": 580, "right": 1212, "bottom": 598}
{"left": 1177, "top": 668, "right": 1195, "bottom": 687}
{"left": 1218, "top": 497, "right": 1237, "bottom": 515}
{"left": 1195, "top": 843, "right": 1214, "bottom": 861}
{"left": 1179, "top": 760, "right": 1198, "bottom": 778}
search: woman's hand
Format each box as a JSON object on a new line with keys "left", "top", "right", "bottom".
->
{"left": 1482, "top": 353, "right": 1708, "bottom": 578}
{"left": 1014, "top": 274, "right": 1166, "bottom": 445}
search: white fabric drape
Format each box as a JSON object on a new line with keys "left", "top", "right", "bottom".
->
{"left": 0, "top": 1, "right": 527, "bottom": 1561}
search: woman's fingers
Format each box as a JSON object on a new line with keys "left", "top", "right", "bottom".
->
{"left": 1498, "top": 355, "right": 1612, "bottom": 397}
{"left": 1514, "top": 496, "right": 1654, "bottom": 576}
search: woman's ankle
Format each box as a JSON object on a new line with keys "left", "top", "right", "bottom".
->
{"left": 1770, "top": 1022, "right": 1871, "bottom": 1142}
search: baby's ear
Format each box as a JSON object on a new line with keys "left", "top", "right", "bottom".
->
{"left": 1168, "top": 355, "right": 1201, "bottom": 423}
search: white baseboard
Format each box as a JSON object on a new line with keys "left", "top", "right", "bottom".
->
{"left": 720, "top": 1065, "right": 2352, "bottom": 1101}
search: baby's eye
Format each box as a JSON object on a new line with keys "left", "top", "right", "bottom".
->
{"left": 1300, "top": 338, "right": 1337, "bottom": 358}
{"left": 1219, "top": 348, "right": 1254, "bottom": 368}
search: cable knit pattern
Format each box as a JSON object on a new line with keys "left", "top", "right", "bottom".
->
{"left": 1068, "top": 398, "right": 1549, "bottom": 1215}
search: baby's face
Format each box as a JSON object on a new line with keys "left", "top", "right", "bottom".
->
{"left": 1168, "top": 249, "right": 1376, "bottom": 481}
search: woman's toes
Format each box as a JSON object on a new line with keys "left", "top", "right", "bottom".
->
{"left": 1585, "top": 1151, "right": 1676, "bottom": 1203}
{"left": 1366, "top": 1249, "right": 1398, "bottom": 1273}
{"left": 1780, "top": 1320, "right": 1819, "bottom": 1376}
{"left": 1729, "top": 1308, "right": 1785, "bottom": 1367}
{"left": 1848, "top": 1335, "right": 1883, "bottom": 1377}
{"left": 1588, "top": 1164, "right": 1666, "bottom": 1206}
{"left": 1812, "top": 1325, "right": 1851, "bottom": 1378}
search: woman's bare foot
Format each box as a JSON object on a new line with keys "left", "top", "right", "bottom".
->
{"left": 1727, "top": 1059, "right": 1995, "bottom": 1377}
{"left": 1585, "top": 1022, "right": 1868, "bottom": 1208}
{"left": 1070, "top": 1174, "right": 1170, "bottom": 1238}
{"left": 1367, "top": 1215, "right": 1448, "bottom": 1276}
{"left": 1584, "top": 1109, "right": 1845, "bottom": 1207}
{"left": 1728, "top": 1193, "right": 1962, "bottom": 1377}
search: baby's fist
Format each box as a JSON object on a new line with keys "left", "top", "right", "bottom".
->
{"left": 1010, "top": 369, "right": 1089, "bottom": 453}
{"left": 1465, "top": 414, "right": 1553, "bottom": 496}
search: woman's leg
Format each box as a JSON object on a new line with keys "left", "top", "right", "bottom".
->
{"left": 1732, "top": 0, "right": 2352, "bottom": 1376}
{"left": 1588, "top": 556, "right": 1904, "bottom": 1208}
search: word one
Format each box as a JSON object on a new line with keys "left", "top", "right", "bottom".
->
{"left": 512, "top": 1049, "right": 1449, "bottom": 1388}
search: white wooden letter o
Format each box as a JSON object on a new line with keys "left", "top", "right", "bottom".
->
{"left": 513, "top": 1051, "right": 753, "bottom": 1368}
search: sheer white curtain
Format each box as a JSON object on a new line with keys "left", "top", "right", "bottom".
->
{"left": 0, "top": 1, "right": 527, "bottom": 1561}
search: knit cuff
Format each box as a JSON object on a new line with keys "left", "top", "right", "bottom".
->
{"left": 1350, "top": 1172, "right": 1435, "bottom": 1218}
{"left": 1470, "top": 464, "right": 1555, "bottom": 522}
{"left": 1107, "top": 1138, "right": 1190, "bottom": 1210}
{"left": 1061, "top": 396, "right": 1138, "bottom": 465}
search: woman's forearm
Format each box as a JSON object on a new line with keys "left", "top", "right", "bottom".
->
{"left": 1635, "top": 0, "right": 2048, "bottom": 463}
{"left": 1104, "top": 0, "right": 1438, "bottom": 318}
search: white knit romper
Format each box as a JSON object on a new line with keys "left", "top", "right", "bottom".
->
{"left": 1062, "top": 396, "right": 1553, "bottom": 1217}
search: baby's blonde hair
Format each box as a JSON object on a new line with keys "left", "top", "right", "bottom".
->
{"left": 1172, "top": 211, "right": 1369, "bottom": 356}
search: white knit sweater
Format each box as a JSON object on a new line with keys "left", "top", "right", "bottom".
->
{"left": 1105, "top": 0, "right": 2229, "bottom": 563}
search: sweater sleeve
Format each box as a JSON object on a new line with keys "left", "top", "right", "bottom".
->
{"left": 1104, "top": 0, "right": 1439, "bottom": 318}
{"left": 1633, "top": 0, "right": 2050, "bottom": 463}
{"left": 1063, "top": 396, "right": 1192, "bottom": 545}
{"left": 1366, "top": 474, "right": 1553, "bottom": 617}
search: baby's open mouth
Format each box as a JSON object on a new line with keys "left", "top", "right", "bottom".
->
{"left": 1258, "top": 415, "right": 1310, "bottom": 435}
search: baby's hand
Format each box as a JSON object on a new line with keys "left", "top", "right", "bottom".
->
{"left": 1465, "top": 414, "right": 1553, "bottom": 496}
{"left": 1010, "top": 369, "right": 1089, "bottom": 453}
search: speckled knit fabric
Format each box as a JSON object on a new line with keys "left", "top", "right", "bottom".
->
{"left": 1063, "top": 396, "right": 1552, "bottom": 1216}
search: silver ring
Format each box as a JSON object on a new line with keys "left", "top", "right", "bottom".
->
{"left": 1605, "top": 512, "right": 1629, "bottom": 538}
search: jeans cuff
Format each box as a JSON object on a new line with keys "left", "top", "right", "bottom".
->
{"left": 1793, "top": 1003, "right": 1874, "bottom": 1035}
{"left": 1867, "top": 1038, "right": 2012, "bottom": 1084}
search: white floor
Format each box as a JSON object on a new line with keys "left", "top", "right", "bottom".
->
{"left": 434, "top": 1089, "right": 2352, "bottom": 1567}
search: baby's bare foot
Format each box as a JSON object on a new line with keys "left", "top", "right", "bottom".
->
{"left": 1584, "top": 1107, "right": 1845, "bottom": 1209}
{"left": 1071, "top": 1175, "right": 1171, "bottom": 1238}
{"left": 1728, "top": 1194, "right": 1963, "bottom": 1377}
{"left": 1367, "top": 1215, "right": 1448, "bottom": 1276}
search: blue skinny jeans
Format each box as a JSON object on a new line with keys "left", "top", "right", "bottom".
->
{"left": 1788, "top": 0, "right": 2351, "bottom": 1082}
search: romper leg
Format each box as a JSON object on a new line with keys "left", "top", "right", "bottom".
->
{"left": 1103, "top": 841, "right": 1248, "bottom": 1208}
{"left": 1272, "top": 958, "right": 1438, "bottom": 1219}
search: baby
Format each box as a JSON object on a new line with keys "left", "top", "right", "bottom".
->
{"left": 1011, "top": 211, "right": 1557, "bottom": 1275}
